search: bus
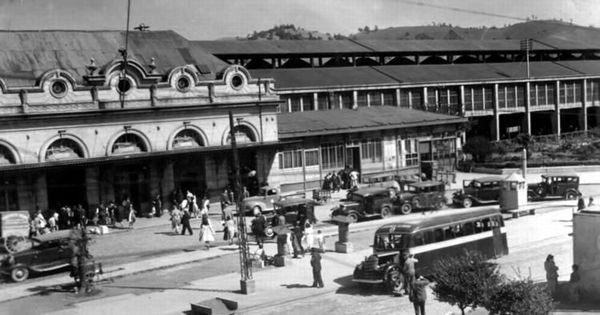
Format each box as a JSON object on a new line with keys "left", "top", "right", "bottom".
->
{"left": 352, "top": 207, "right": 508, "bottom": 291}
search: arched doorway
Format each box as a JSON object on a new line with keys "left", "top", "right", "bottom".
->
{"left": 0, "top": 145, "right": 18, "bottom": 211}
{"left": 172, "top": 129, "right": 206, "bottom": 198}
{"left": 44, "top": 138, "right": 87, "bottom": 211}
{"left": 111, "top": 133, "right": 150, "bottom": 215}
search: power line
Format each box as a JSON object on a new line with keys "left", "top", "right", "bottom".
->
{"left": 397, "top": 0, "right": 528, "bottom": 22}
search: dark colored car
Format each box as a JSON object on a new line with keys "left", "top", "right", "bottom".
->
{"left": 0, "top": 230, "right": 100, "bottom": 282}
{"left": 388, "top": 181, "right": 447, "bottom": 215}
{"left": 452, "top": 176, "right": 504, "bottom": 208}
{"left": 527, "top": 174, "right": 580, "bottom": 201}
{"left": 330, "top": 187, "right": 396, "bottom": 223}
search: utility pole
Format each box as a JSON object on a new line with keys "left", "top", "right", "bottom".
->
{"left": 520, "top": 38, "right": 532, "bottom": 78}
{"left": 229, "top": 111, "right": 254, "bottom": 294}
{"left": 119, "top": 0, "right": 132, "bottom": 109}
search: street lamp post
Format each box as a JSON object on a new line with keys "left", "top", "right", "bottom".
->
{"left": 229, "top": 111, "right": 254, "bottom": 294}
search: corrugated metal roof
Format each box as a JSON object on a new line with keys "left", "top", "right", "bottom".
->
{"left": 250, "top": 67, "right": 398, "bottom": 90}
{"left": 0, "top": 30, "right": 228, "bottom": 87}
{"left": 277, "top": 106, "right": 466, "bottom": 138}
{"left": 194, "top": 38, "right": 598, "bottom": 56}
{"left": 354, "top": 39, "right": 555, "bottom": 52}
{"left": 252, "top": 61, "right": 594, "bottom": 90}
{"left": 193, "top": 40, "right": 370, "bottom": 55}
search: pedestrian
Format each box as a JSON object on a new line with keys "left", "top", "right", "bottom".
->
{"left": 127, "top": 204, "right": 136, "bottom": 229}
{"left": 410, "top": 274, "right": 429, "bottom": 315}
{"left": 200, "top": 195, "right": 210, "bottom": 217}
{"left": 315, "top": 230, "right": 326, "bottom": 252}
{"left": 152, "top": 193, "right": 162, "bottom": 217}
{"left": 310, "top": 248, "right": 324, "bottom": 288}
{"left": 251, "top": 210, "right": 267, "bottom": 247}
{"left": 350, "top": 169, "right": 360, "bottom": 189}
{"left": 242, "top": 186, "right": 250, "bottom": 200}
{"left": 170, "top": 205, "right": 182, "bottom": 234}
{"left": 577, "top": 194, "right": 586, "bottom": 211}
{"left": 403, "top": 252, "right": 419, "bottom": 295}
{"left": 302, "top": 220, "right": 314, "bottom": 250}
{"left": 48, "top": 212, "right": 59, "bottom": 232}
{"left": 569, "top": 264, "right": 581, "bottom": 303}
{"left": 220, "top": 188, "right": 231, "bottom": 212}
{"left": 34, "top": 210, "right": 48, "bottom": 235}
{"left": 199, "top": 212, "right": 215, "bottom": 250}
{"left": 223, "top": 215, "right": 237, "bottom": 245}
{"left": 589, "top": 197, "right": 594, "bottom": 207}
{"left": 544, "top": 254, "right": 559, "bottom": 297}
{"left": 180, "top": 210, "right": 193, "bottom": 235}
{"left": 290, "top": 227, "right": 304, "bottom": 258}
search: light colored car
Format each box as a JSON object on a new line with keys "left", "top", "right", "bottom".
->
{"left": 242, "top": 186, "right": 281, "bottom": 215}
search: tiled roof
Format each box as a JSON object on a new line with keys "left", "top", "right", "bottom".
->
{"left": 0, "top": 30, "right": 228, "bottom": 87}
{"left": 277, "top": 106, "right": 466, "bottom": 138}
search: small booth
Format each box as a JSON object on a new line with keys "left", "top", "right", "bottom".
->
{"left": 499, "top": 172, "right": 527, "bottom": 212}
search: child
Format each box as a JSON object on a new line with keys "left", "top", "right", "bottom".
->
{"left": 223, "top": 216, "right": 237, "bottom": 245}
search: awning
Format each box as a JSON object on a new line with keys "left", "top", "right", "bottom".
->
{"left": 0, "top": 140, "right": 299, "bottom": 174}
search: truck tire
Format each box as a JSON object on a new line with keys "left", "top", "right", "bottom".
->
{"left": 462, "top": 198, "right": 473, "bottom": 208}
{"left": 400, "top": 203, "right": 412, "bottom": 215}
{"left": 385, "top": 265, "right": 403, "bottom": 292}
{"left": 347, "top": 212, "right": 359, "bottom": 223}
{"left": 11, "top": 266, "right": 29, "bottom": 282}
{"left": 380, "top": 206, "right": 392, "bottom": 219}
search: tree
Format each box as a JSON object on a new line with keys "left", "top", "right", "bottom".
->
{"left": 462, "top": 136, "right": 492, "bottom": 162}
{"left": 431, "top": 251, "right": 503, "bottom": 315}
{"left": 485, "top": 279, "right": 553, "bottom": 315}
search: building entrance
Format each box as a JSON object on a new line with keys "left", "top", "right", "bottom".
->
{"left": 174, "top": 156, "right": 206, "bottom": 198}
{"left": 47, "top": 168, "right": 86, "bottom": 210}
{"left": 113, "top": 165, "right": 151, "bottom": 215}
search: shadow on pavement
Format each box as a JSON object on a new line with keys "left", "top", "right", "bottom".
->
{"left": 333, "top": 275, "right": 392, "bottom": 297}
{"left": 104, "top": 284, "right": 237, "bottom": 293}
{"left": 280, "top": 283, "right": 313, "bottom": 289}
{"left": 153, "top": 232, "right": 180, "bottom": 236}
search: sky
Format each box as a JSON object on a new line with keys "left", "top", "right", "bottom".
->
{"left": 0, "top": 0, "right": 599, "bottom": 40}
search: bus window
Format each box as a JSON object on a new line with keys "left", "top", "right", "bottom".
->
{"left": 434, "top": 228, "right": 444, "bottom": 242}
{"left": 482, "top": 218, "right": 492, "bottom": 231}
{"left": 474, "top": 220, "right": 484, "bottom": 233}
{"left": 412, "top": 232, "right": 424, "bottom": 246}
{"left": 453, "top": 224, "right": 464, "bottom": 237}
{"left": 423, "top": 230, "right": 434, "bottom": 244}
{"left": 463, "top": 222, "right": 474, "bottom": 235}
{"left": 443, "top": 226, "right": 455, "bottom": 239}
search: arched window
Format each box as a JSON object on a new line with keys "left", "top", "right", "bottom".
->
{"left": 226, "top": 125, "right": 256, "bottom": 144}
{"left": 0, "top": 145, "right": 16, "bottom": 165}
{"left": 173, "top": 129, "right": 204, "bottom": 149}
{"left": 45, "top": 139, "right": 84, "bottom": 161}
{"left": 112, "top": 134, "right": 147, "bottom": 155}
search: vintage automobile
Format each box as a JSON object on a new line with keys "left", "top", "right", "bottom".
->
{"left": 242, "top": 185, "right": 282, "bottom": 215}
{"left": 527, "top": 174, "right": 580, "bottom": 201}
{"left": 452, "top": 176, "right": 504, "bottom": 208}
{"left": 330, "top": 187, "right": 396, "bottom": 223}
{"left": 0, "top": 230, "right": 99, "bottom": 282}
{"left": 385, "top": 181, "right": 447, "bottom": 215}
{"left": 271, "top": 198, "right": 317, "bottom": 228}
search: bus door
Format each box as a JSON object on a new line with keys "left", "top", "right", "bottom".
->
{"left": 491, "top": 219, "right": 505, "bottom": 257}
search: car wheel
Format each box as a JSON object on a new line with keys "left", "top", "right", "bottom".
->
{"left": 347, "top": 213, "right": 358, "bottom": 223}
{"left": 385, "top": 265, "right": 403, "bottom": 292}
{"left": 380, "top": 206, "right": 392, "bottom": 219}
{"left": 11, "top": 266, "right": 29, "bottom": 282}
{"left": 264, "top": 226, "right": 274, "bottom": 238}
{"left": 462, "top": 198, "right": 473, "bottom": 208}
{"left": 4, "top": 236, "right": 28, "bottom": 253}
{"left": 565, "top": 191, "right": 578, "bottom": 200}
{"left": 400, "top": 203, "right": 412, "bottom": 215}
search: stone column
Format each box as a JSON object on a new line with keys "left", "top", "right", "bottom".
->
{"left": 85, "top": 167, "right": 100, "bottom": 210}
{"left": 335, "top": 220, "right": 354, "bottom": 253}
{"left": 162, "top": 161, "right": 175, "bottom": 208}
{"left": 34, "top": 173, "right": 48, "bottom": 211}
{"left": 554, "top": 80, "right": 561, "bottom": 136}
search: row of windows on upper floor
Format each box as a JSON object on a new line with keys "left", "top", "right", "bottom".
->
{"left": 280, "top": 80, "right": 600, "bottom": 114}
{"left": 277, "top": 138, "right": 457, "bottom": 170}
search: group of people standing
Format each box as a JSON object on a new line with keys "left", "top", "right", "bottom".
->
{"left": 322, "top": 165, "right": 360, "bottom": 192}
{"left": 168, "top": 190, "right": 216, "bottom": 250}
{"left": 544, "top": 254, "right": 582, "bottom": 303}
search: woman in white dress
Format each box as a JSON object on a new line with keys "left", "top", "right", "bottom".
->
{"left": 199, "top": 213, "right": 215, "bottom": 250}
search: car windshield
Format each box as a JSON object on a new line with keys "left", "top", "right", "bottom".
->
{"left": 347, "top": 193, "right": 365, "bottom": 202}
{"left": 259, "top": 188, "right": 278, "bottom": 196}
{"left": 373, "top": 233, "right": 410, "bottom": 251}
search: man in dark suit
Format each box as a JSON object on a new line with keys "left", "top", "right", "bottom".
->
{"left": 180, "top": 210, "right": 193, "bottom": 235}
{"left": 410, "top": 274, "right": 430, "bottom": 315}
{"left": 310, "top": 248, "right": 324, "bottom": 288}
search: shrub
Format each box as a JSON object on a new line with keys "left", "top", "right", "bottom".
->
{"left": 485, "top": 279, "right": 553, "bottom": 315}
{"left": 431, "top": 250, "right": 503, "bottom": 315}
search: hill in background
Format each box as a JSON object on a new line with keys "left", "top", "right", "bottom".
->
{"left": 238, "top": 20, "right": 600, "bottom": 44}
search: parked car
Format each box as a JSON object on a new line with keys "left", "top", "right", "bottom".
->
{"left": 242, "top": 185, "right": 282, "bottom": 215}
{"left": 330, "top": 187, "right": 396, "bottom": 223}
{"left": 452, "top": 176, "right": 504, "bottom": 208}
{"left": 387, "top": 181, "right": 447, "bottom": 215}
{"left": 0, "top": 230, "right": 100, "bottom": 282}
{"left": 271, "top": 198, "right": 317, "bottom": 228}
{"left": 527, "top": 174, "right": 580, "bottom": 201}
